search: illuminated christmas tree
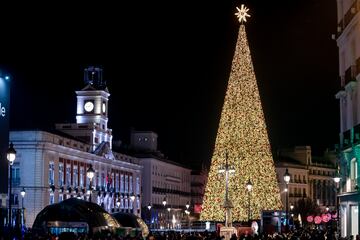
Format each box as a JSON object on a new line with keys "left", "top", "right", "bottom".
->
{"left": 201, "top": 5, "right": 282, "bottom": 222}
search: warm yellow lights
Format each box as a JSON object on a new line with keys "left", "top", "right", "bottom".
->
{"left": 200, "top": 24, "right": 282, "bottom": 222}
{"left": 235, "top": 4, "right": 250, "bottom": 23}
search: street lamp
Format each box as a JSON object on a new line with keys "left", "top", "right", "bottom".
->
{"left": 116, "top": 200, "right": 120, "bottom": 211}
{"left": 290, "top": 203, "right": 294, "bottom": 228}
{"left": 130, "top": 194, "right": 136, "bottom": 214}
{"left": 283, "top": 168, "right": 291, "bottom": 232}
{"left": 185, "top": 209, "right": 190, "bottom": 231}
{"left": 186, "top": 201, "right": 190, "bottom": 210}
{"left": 130, "top": 194, "right": 135, "bottom": 201}
{"left": 7, "top": 143, "right": 16, "bottom": 228}
{"left": 162, "top": 197, "right": 167, "bottom": 229}
{"left": 325, "top": 206, "right": 329, "bottom": 212}
{"left": 147, "top": 203, "right": 152, "bottom": 228}
{"left": 218, "top": 154, "right": 235, "bottom": 227}
{"left": 167, "top": 207, "right": 171, "bottom": 229}
{"left": 20, "top": 187, "right": 26, "bottom": 228}
{"left": 86, "top": 164, "right": 95, "bottom": 203}
{"left": 333, "top": 172, "right": 341, "bottom": 237}
{"left": 246, "top": 179, "right": 253, "bottom": 222}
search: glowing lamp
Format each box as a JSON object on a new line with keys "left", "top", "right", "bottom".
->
{"left": 283, "top": 168, "right": 290, "bottom": 184}
{"left": 7, "top": 143, "right": 16, "bottom": 165}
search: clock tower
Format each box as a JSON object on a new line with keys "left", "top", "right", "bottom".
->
{"left": 56, "top": 66, "right": 113, "bottom": 151}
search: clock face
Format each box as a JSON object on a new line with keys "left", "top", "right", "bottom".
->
{"left": 84, "top": 101, "right": 94, "bottom": 112}
{"left": 102, "top": 103, "right": 106, "bottom": 113}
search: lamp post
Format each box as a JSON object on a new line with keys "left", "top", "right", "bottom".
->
{"left": 218, "top": 155, "right": 235, "bottom": 227}
{"left": 290, "top": 203, "right": 294, "bottom": 228}
{"left": 162, "top": 197, "right": 167, "bottom": 229}
{"left": 246, "top": 179, "right": 253, "bottom": 222}
{"left": 20, "top": 187, "right": 26, "bottom": 228}
{"left": 283, "top": 168, "right": 291, "bottom": 232}
{"left": 86, "top": 164, "right": 95, "bottom": 203}
{"left": 167, "top": 207, "right": 171, "bottom": 229}
{"left": 147, "top": 203, "right": 152, "bottom": 228}
{"left": 185, "top": 202, "right": 190, "bottom": 231}
{"left": 7, "top": 143, "right": 16, "bottom": 229}
{"left": 130, "top": 194, "right": 136, "bottom": 214}
{"left": 163, "top": 197, "right": 167, "bottom": 207}
{"left": 185, "top": 209, "right": 190, "bottom": 231}
{"left": 116, "top": 200, "right": 120, "bottom": 211}
{"left": 333, "top": 173, "right": 341, "bottom": 237}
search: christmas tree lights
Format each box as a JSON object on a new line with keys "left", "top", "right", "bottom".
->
{"left": 200, "top": 9, "right": 282, "bottom": 222}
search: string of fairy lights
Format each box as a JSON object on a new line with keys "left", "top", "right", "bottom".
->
{"left": 200, "top": 6, "right": 282, "bottom": 222}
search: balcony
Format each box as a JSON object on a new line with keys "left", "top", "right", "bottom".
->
{"left": 354, "top": 124, "right": 360, "bottom": 145}
{"left": 341, "top": 123, "right": 360, "bottom": 149}
{"left": 344, "top": 65, "right": 357, "bottom": 86}
{"left": 342, "top": 129, "right": 351, "bottom": 149}
{"left": 338, "top": 0, "right": 360, "bottom": 34}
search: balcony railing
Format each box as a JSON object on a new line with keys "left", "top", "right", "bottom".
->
{"left": 342, "top": 129, "right": 351, "bottom": 149}
{"left": 338, "top": 0, "right": 360, "bottom": 34}
{"left": 350, "top": 179, "right": 359, "bottom": 192}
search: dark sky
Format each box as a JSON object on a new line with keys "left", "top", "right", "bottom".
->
{"left": 1, "top": 0, "right": 339, "bottom": 169}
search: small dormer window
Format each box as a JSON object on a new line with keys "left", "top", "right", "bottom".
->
{"left": 138, "top": 138, "right": 141, "bottom": 141}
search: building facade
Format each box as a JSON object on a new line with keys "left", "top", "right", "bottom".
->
{"left": 7, "top": 67, "right": 142, "bottom": 227}
{"left": 275, "top": 146, "right": 337, "bottom": 215}
{"left": 335, "top": 0, "right": 360, "bottom": 237}
{"left": 131, "top": 131, "right": 192, "bottom": 229}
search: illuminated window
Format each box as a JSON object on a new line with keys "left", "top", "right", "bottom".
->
{"left": 136, "top": 197, "right": 140, "bottom": 209}
{"left": 59, "top": 163, "right": 64, "bottom": 187}
{"left": 102, "top": 172, "right": 106, "bottom": 188}
{"left": 66, "top": 164, "right": 71, "bottom": 186}
{"left": 125, "top": 175, "right": 129, "bottom": 193}
{"left": 115, "top": 173, "right": 119, "bottom": 192}
{"left": 351, "top": 158, "right": 358, "bottom": 180}
{"left": 73, "top": 166, "right": 78, "bottom": 187}
{"left": 120, "top": 174, "right": 124, "bottom": 193}
{"left": 120, "top": 196, "right": 124, "bottom": 209}
{"left": 50, "top": 192, "right": 55, "bottom": 205}
{"left": 136, "top": 177, "right": 140, "bottom": 195}
{"left": 49, "top": 162, "right": 55, "bottom": 185}
{"left": 59, "top": 194, "right": 63, "bottom": 203}
{"left": 80, "top": 167, "right": 84, "bottom": 187}
{"left": 125, "top": 197, "right": 128, "bottom": 209}
{"left": 129, "top": 176, "right": 133, "bottom": 193}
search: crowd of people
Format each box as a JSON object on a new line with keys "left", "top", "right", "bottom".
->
{"left": 1, "top": 228, "right": 359, "bottom": 240}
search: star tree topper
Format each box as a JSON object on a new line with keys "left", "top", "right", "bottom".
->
{"left": 235, "top": 4, "right": 250, "bottom": 23}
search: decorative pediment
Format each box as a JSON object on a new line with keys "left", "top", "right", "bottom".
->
{"left": 93, "top": 141, "right": 115, "bottom": 160}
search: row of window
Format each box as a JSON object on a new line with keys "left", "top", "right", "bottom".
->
{"left": 309, "top": 169, "right": 335, "bottom": 176}
{"left": 152, "top": 180, "right": 182, "bottom": 191}
{"left": 48, "top": 161, "right": 140, "bottom": 195}
{"left": 49, "top": 193, "right": 141, "bottom": 210}
{"left": 152, "top": 165, "right": 190, "bottom": 182}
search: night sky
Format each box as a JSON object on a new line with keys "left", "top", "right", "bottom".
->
{"left": 1, "top": 0, "right": 339, "bottom": 169}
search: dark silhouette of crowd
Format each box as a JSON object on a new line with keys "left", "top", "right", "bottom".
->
{"left": 0, "top": 228, "right": 359, "bottom": 240}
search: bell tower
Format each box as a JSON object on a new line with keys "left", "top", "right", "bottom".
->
{"left": 76, "top": 67, "right": 109, "bottom": 128}
{"left": 56, "top": 66, "right": 113, "bottom": 151}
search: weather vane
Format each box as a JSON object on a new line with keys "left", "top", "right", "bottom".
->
{"left": 235, "top": 4, "right": 250, "bottom": 23}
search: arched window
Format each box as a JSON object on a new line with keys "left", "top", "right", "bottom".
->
{"left": 350, "top": 158, "right": 357, "bottom": 180}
